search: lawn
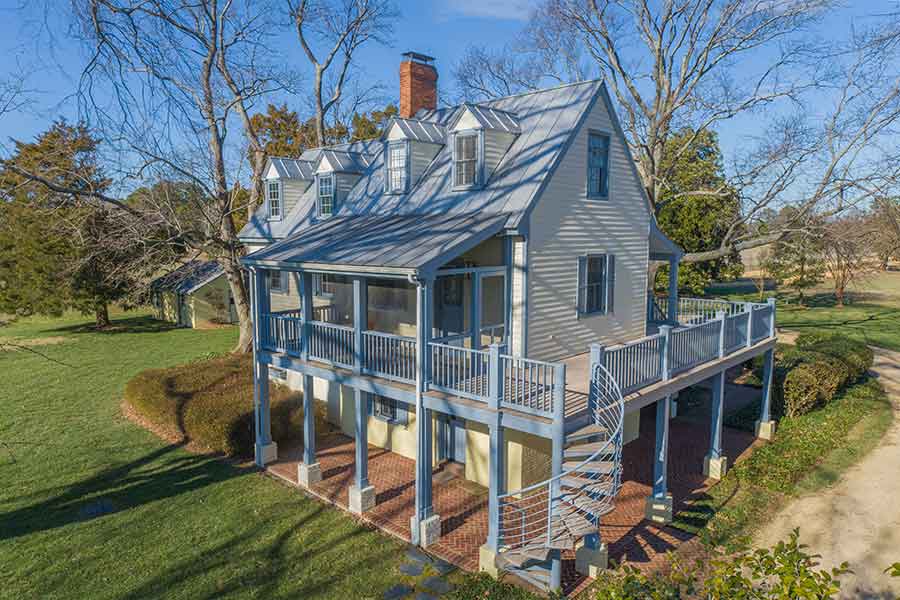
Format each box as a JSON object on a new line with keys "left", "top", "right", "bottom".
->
{"left": 0, "top": 309, "right": 411, "bottom": 600}
{"left": 710, "top": 270, "right": 900, "bottom": 352}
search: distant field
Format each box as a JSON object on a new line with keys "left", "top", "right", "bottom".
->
{"left": 709, "top": 270, "right": 900, "bottom": 351}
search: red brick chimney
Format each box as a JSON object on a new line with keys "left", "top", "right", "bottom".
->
{"left": 399, "top": 51, "right": 437, "bottom": 119}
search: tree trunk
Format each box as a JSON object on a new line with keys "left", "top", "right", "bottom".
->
{"left": 835, "top": 285, "right": 845, "bottom": 308}
{"left": 248, "top": 148, "right": 267, "bottom": 223}
{"left": 95, "top": 301, "right": 110, "bottom": 329}
{"left": 221, "top": 254, "right": 253, "bottom": 354}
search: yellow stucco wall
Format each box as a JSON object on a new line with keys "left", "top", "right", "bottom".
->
{"left": 623, "top": 410, "right": 641, "bottom": 445}
{"left": 464, "top": 421, "right": 551, "bottom": 491}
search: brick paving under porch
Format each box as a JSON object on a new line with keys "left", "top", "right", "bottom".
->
{"left": 267, "top": 404, "right": 759, "bottom": 596}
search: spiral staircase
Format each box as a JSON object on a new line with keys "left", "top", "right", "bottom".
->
{"left": 494, "top": 363, "right": 625, "bottom": 592}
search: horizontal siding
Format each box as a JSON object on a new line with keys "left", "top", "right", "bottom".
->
{"left": 410, "top": 140, "right": 440, "bottom": 186}
{"left": 269, "top": 270, "right": 301, "bottom": 313}
{"left": 527, "top": 93, "right": 650, "bottom": 362}
{"left": 484, "top": 130, "right": 515, "bottom": 181}
{"left": 282, "top": 180, "right": 309, "bottom": 216}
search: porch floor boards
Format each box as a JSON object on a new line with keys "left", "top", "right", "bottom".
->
{"left": 266, "top": 401, "right": 761, "bottom": 596}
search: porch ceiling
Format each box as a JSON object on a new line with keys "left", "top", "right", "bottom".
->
{"left": 241, "top": 211, "right": 510, "bottom": 277}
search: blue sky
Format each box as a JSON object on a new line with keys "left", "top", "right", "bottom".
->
{"left": 0, "top": 0, "right": 894, "bottom": 165}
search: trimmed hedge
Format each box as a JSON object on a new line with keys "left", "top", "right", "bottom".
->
{"left": 125, "top": 353, "right": 309, "bottom": 457}
{"left": 753, "top": 335, "right": 875, "bottom": 418}
{"left": 795, "top": 333, "right": 874, "bottom": 381}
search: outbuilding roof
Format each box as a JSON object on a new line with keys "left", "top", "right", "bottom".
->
{"left": 150, "top": 260, "right": 224, "bottom": 295}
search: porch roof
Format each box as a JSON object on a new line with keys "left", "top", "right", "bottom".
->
{"left": 649, "top": 222, "right": 683, "bottom": 260}
{"left": 241, "top": 211, "right": 509, "bottom": 277}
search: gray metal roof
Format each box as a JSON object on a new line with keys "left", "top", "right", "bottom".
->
{"left": 242, "top": 212, "right": 509, "bottom": 276}
{"left": 240, "top": 79, "right": 606, "bottom": 246}
{"left": 384, "top": 117, "right": 446, "bottom": 143}
{"left": 269, "top": 157, "right": 315, "bottom": 180}
{"left": 314, "top": 149, "right": 373, "bottom": 174}
{"left": 451, "top": 103, "right": 521, "bottom": 133}
{"left": 150, "top": 260, "right": 224, "bottom": 294}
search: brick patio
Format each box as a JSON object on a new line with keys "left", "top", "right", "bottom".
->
{"left": 267, "top": 401, "right": 758, "bottom": 596}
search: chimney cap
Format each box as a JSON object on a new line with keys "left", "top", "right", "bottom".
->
{"left": 402, "top": 51, "right": 435, "bottom": 64}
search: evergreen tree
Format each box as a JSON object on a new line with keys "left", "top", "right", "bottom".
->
{"left": 655, "top": 128, "right": 744, "bottom": 295}
{"left": 0, "top": 121, "right": 135, "bottom": 327}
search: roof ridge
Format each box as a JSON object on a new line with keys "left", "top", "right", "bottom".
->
{"left": 480, "top": 78, "right": 603, "bottom": 105}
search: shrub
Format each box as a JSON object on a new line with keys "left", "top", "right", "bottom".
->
{"left": 125, "top": 353, "right": 312, "bottom": 457}
{"left": 782, "top": 354, "right": 850, "bottom": 417}
{"left": 796, "top": 334, "right": 874, "bottom": 381}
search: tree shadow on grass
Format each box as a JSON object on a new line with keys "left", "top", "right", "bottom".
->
{"left": 50, "top": 315, "right": 183, "bottom": 336}
{"left": 0, "top": 441, "right": 252, "bottom": 541}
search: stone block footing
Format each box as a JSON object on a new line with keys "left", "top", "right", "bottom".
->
{"left": 255, "top": 442, "right": 278, "bottom": 467}
{"left": 755, "top": 419, "right": 776, "bottom": 441}
{"left": 575, "top": 542, "right": 609, "bottom": 578}
{"left": 419, "top": 514, "right": 441, "bottom": 547}
{"left": 349, "top": 484, "right": 376, "bottom": 514}
{"left": 297, "top": 462, "right": 321, "bottom": 487}
{"left": 478, "top": 545, "right": 498, "bottom": 577}
{"left": 644, "top": 493, "right": 673, "bottom": 524}
{"left": 703, "top": 454, "right": 729, "bottom": 480}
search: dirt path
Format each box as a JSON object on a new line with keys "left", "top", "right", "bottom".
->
{"left": 754, "top": 346, "right": 900, "bottom": 599}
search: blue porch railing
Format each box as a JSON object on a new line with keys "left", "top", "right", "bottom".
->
{"left": 609, "top": 297, "right": 776, "bottom": 395}
{"left": 260, "top": 296, "right": 775, "bottom": 418}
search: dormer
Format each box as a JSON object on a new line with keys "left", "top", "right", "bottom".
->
{"left": 313, "top": 150, "right": 372, "bottom": 218}
{"left": 382, "top": 118, "right": 445, "bottom": 194}
{"left": 264, "top": 157, "right": 314, "bottom": 221}
{"left": 448, "top": 104, "right": 520, "bottom": 189}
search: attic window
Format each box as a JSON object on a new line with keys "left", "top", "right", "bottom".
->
{"left": 386, "top": 141, "right": 408, "bottom": 193}
{"left": 453, "top": 132, "right": 479, "bottom": 188}
{"left": 317, "top": 174, "right": 334, "bottom": 218}
{"left": 267, "top": 181, "right": 282, "bottom": 219}
{"left": 587, "top": 132, "right": 610, "bottom": 198}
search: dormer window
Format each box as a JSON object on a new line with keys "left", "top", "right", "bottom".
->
{"left": 317, "top": 174, "right": 334, "bottom": 218}
{"left": 386, "top": 141, "right": 409, "bottom": 193}
{"left": 453, "top": 132, "right": 480, "bottom": 188}
{"left": 267, "top": 181, "right": 282, "bottom": 219}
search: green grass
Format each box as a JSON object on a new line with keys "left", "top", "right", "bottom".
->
{"left": 672, "top": 377, "right": 893, "bottom": 549}
{"left": 0, "top": 309, "right": 409, "bottom": 600}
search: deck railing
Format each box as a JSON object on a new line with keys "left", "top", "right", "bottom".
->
{"left": 650, "top": 294, "right": 747, "bottom": 326}
{"left": 429, "top": 342, "right": 491, "bottom": 400}
{"left": 259, "top": 295, "right": 774, "bottom": 419}
{"left": 604, "top": 334, "right": 664, "bottom": 395}
{"left": 307, "top": 321, "right": 355, "bottom": 369}
{"left": 361, "top": 330, "right": 417, "bottom": 383}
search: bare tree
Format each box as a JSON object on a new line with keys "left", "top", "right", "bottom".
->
{"left": 822, "top": 214, "right": 875, "bottom": 307}
{"left": 7, "top": 0, "right": 285, "bottom": 353}
{"left": 287, "top": 0, "right": 397, "bottom": 147}
{"left": 456, "top": 2, "right": 900, "bottom": 268}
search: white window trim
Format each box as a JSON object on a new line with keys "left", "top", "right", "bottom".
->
{"left": 269, "top": 269, "right": 287, "bottom": 294}
{"left": 586, "top": 129, "right": 611, "bottom": 200}
{"left": 577, "top": 253, "right": 609, "bottom": 317}
{"left": 452, "top": 130, "right": 483, "bottom": 191}
{"left": 267, "top": 179, "right": 283, "bottom": 221}
{"left": 317, "top": 174, "right": 335, "bottom": 219}
{"left": 384, "top": 140, "right": 410, "bottom": 194}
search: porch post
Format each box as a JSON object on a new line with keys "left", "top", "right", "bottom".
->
{"left": 252, "top": 268, "right": 277, "bottom": 466}
{"left": 667, "top": 258, "right": 679, "bottom": 324}
{"left": 349, "top": 277, "right": 375, "bottom": 514}
{"left": 755, "top": 348, "right": 777, "bottom": 440}
{"left": 413, "top": 277, "right": 440, "bottom": 547}
{"left": 470, "top": 273, "right": 482, "bottom": 349}
{"left": 703, "top": 371, "right": 728, "bottom": 480}
{"left": 644, "top": 396, "right": 673, "bottom": 523}
{"left": 297, "top": 271, "right": 320, "bottom": 486}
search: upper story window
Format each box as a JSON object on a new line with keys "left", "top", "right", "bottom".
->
{"left": 269, "top": 269, "right": 286, "bottom": 294}
{"left": 317, "top": 175, "right": 334, "bottom": 218}
{"left": 453, "top": 132, "right": 479, "bottom": 188}
{"left": 577, "top": 254, "right": 615, "bottom": 316}
{"left": 267, "top": 181, "right": 282, "bottom": 219}
{"left": 587, "top": 132, "right": 610, "bottom": 198}
{"left": 386, "top": 141, "right": 408, "bottom": 193}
